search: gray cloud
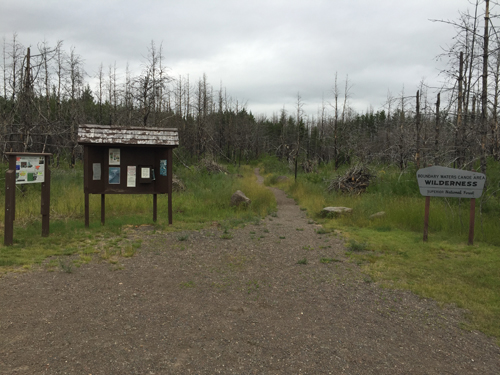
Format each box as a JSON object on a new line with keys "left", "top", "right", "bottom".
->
{"left": 0, "top": 0, "right": 487, "bottom": 118}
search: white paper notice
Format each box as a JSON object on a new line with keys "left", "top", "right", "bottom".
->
{"left": 93, "top": 163, "right": 101, "bottom": 180}
{"left": 127, "top": 166, "right": 136, "bottom": 187}
{"left": 141, "top": 167, "right": 150, "bottom": 179}
{"left": 109, "top": 148, "right": 120, "bottom": 165}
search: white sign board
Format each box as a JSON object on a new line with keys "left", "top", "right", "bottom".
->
{"left": 416, "top": 166, "right": 486, "bottom": 198}
{"left": 15, "top": 156, "right": 45, "bottom": 184}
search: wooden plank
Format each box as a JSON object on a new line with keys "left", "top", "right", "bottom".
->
{"left": 85, "top": 193, "right": 89, "bottom": 228}
{"left": 101, "top": 194, "right": 105, "bottom": 225}
{"left": 168, "top": 148, "right": 173, "bottom": 225}
{"left": 77, "top": 124, "right": 179, "bottom": 146}
{"left": 153, "top": 194, "right": 157, "bottom": 222}
{"left": 423, "top": 196, "right": 430, "bottom": 242}
{"left": 468, "top": 198, "right": 476, "bottom": 245}
{"left": 41, "top": 159, "right": 50, "bottom": 237}
{"left": 4, "top": 170, "right": 15, "bottom": 246}
{"left": 8, "top": 155, "right": 16, "bottom": 220}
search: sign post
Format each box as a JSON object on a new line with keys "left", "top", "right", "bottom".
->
{"left": 416, "top": 166, "right": 486, "bottom": 244}
{"left": 4, "top": 152, "right": 52, "bottom": 246}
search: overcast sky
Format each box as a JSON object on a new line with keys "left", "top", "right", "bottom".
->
{"left": 0, "top": 0, "right": 491, "bottom": 118}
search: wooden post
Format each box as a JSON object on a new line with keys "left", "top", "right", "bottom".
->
{"left": 167, "top": 148, "right": 173, "bottom": 225}
{"left": 101, "top": 194, "right": 105, "bottom": 225}
{"left": 423, "top": 196, "right": 430, "bottom": 242}
{"left": 468, "top": 198, "right": 476, "bottom": 245}
{"left": 41, "top": 157, "right": 50, "bottom": 237}
{"left": 153, "top": 194, "right": 157, "bottom": 222}
{"left": 8, "top": 155, "right": 16, "bottom": 220}
{"left": 85, "top": 193, "right": 89, "bottom": 228}
{"left": 4, "top": 170, "right": 15, "bottom": 246}
{"left": 84, "top": 145, "right": 90, "bottom": 227}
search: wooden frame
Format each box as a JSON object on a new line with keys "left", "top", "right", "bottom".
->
{"left": 78, "top": 125, "right": 178, "bottom": 227}
{"left": 4, "top": 152, "right": 52, "bottom": 246}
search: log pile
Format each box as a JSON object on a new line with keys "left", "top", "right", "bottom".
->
{"left": 327, "top": 164, "right": 374, "bottom": 194}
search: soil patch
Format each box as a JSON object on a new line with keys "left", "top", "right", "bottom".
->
{"left": 1, "top": 169, "right": 499, "bottom": 374}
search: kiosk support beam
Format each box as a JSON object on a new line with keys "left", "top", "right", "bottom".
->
{"left": 41, "top": 160, "right": 50, "bottom": 237}
{"left": 4, "top": 170, "right": 15, "bottom": 246}
{"left": 468, "top": 198, "right": 476, "bottom": 246}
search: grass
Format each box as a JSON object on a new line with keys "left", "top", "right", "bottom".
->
{"left": 297, "top": 258, "right": 308, "bottom": 265}
{"left": 260, "top": 155, "right": 500, "bottom": 342}
{"left": 0, "top": 162, "right": 276, "bottom": 273}
{"left": 343, "top": 227, "right": 500, "bottom": 340}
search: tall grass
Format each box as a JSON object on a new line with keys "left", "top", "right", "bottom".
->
{"left": 261, "top": 155, "right": 500, "bottom": 340}
{"left": 263, "top": 158, "right": 500, "bottom": 245}
{"left": 0, "top": 161, "right": 275, "bottom": 270}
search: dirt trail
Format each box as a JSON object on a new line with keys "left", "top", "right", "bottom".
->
{"left": 0, "top": 169, "right": 499, "bottom": 374}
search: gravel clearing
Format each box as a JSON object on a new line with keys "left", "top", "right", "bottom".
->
{"left": 0, "top": 169, "right": 499, "bottom": 374}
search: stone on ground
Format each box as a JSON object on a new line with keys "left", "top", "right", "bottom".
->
{"left": 230, "top": 190, "right": 251, "bottom": 207}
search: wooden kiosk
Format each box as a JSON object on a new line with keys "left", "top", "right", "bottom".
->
{"left": 4, "top": 152, "right": 52, "bottom": 246}
{"left": 77, "top": 124, "right": 179, "bottom": 227}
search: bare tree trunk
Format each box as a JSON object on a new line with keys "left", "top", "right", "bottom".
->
{"left": 456, "top": 52, "right": 464, "bottom": 167}
{"left": 434, "top": 92, "right": 440, "bottom": 165}
{"left": 415, "top": 90, "right": 421, "bottom": 169}
{"left": 493, "top": 46, "right": 500, "bottom": 159}
{"left": 332, "top": 73, "right": 339, "bottom": 170}
{"left": 480, "top": 0, "right": 489, "bottom": 174}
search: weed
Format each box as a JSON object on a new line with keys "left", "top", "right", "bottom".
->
{"left": 279, "top": 236, "right": 286, "bottom": 239}
{"left": 347, "top": 240, "right": 368, "bottom": 252}
{"left": 177, "top": 234, "right": 189, "bottom": 241}
{"left": 58, "top": 257, "right": 73, "bottom": 273}
{"left": 316, "top": 228, "right": 330, "bottom": 234}
{"left": 247, "top": 280, "right": 260, "bottom": 294}
{"left": 123, "top": 246, "right": 136, "bottom": 258}
{"left": 297, "top": 258, "right": 308, "bottom": 265}
{"left": 302, "top": 245, "right": 314, "bottom": 251}
{"left": 180, "top": 281, "right": 195, "bottom": 288}
{"left": 220, "top": 228, "right": 233, "bottom": 239}
{"left": 296, "top": 228, "right": 304, "bottom": 231}
{"left": 320, "top": 257, "right": 340, "bottom": 264}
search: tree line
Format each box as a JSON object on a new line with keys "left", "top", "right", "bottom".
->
{"left": 1, "top": 1, "right": 499, "bottom": 172}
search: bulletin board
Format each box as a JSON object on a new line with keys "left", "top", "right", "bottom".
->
{"left": 83, "top": 145, "right": 170, "bottom": 195}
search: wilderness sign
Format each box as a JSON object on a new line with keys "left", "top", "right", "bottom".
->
{"left": 416, "top": 166, "right": 486, "bottom": 199}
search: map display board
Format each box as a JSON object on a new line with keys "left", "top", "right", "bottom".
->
{"left": 416, "top": 166, "right": 486, "bottom": 198}
{"left": 15, "top": 156, "right": 45, "bottom": 184}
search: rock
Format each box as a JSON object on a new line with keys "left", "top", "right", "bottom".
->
{"left": 172, "top": 174, "right": 186, "bottom": 192}
{"left": 322, "top": 207, "right": 352, "bottom": 215}
{"left": 230, "top": 190, "right": 251, "bottom": 207}
{"left": 369, "top": 211, "right": 385, "bottom": 219}
{"left": 199, "top": 158, "right": 228, "bottom": 174}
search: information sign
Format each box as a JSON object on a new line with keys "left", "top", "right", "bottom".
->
{"left": 416, "top": 166, "right": 486, "bottom": 199}
{"left": 15, "top": 156, "right": 45, "bottom": 184}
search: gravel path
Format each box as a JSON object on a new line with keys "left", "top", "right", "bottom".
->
{"left": 0, "top": 168, "right": 499, "bottom": 374}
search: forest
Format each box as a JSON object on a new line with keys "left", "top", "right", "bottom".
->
{"left": 0, "top": 1, "right": 498, "bottom": 174}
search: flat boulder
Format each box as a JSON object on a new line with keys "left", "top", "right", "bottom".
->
{"left": 369, "top": 211, "right": 385, "bottom": 219}
{"left": 321, "top": 207, "right": 352, "bottom": 216}
{"left": 230, "top": 190, "right": 251, "bottom": 207}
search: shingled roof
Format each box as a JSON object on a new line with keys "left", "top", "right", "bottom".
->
{"left": 77, "top": 124, "right": 179, "bottom": 146}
